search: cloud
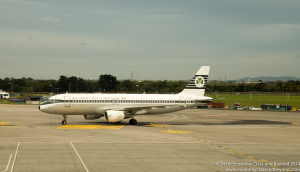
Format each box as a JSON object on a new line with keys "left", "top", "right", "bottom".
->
{"left": 65, "top": 14, "right": 74, "bottom": 18}
{"left": 141, "top": 14, "right": 186, "bottom": 20}
{"left": 80, "top": 42, "right": 87, "bottom": 45}
{"left": 294, "top": 55, "right": 300, "bottom": 59}
{"left": 28, "top": 36, "right": 33, "bottom": 41}
{"left": 43, "top": 17, "right": 61, "bottom": 23}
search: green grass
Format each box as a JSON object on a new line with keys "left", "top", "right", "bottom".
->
{"left": 206, "top": 94, "right": 300, "bottom": 109}
{"left": 0, "top": 100, "right": 19, "bottom": 104}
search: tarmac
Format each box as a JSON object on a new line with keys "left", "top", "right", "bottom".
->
{"left": 0, "top": 104, "right": 300, "bottom": 172}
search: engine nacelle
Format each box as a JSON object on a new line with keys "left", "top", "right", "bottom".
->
{"left": 105, "top": 110, "right": 125, "bottom": 123}
{"left": 83, "top": 115, "right": 101, "bottom": 120}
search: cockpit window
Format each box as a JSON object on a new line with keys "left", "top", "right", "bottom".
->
{"left": 44, "top": 99, "right": 57, "bottom": 103}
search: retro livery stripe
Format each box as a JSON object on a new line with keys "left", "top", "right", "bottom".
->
{"left": 185, "top": 75, "right": 207, "bottom": 89}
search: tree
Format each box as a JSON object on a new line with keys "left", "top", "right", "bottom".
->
{"left": 121, "top": 80, "right": 136, "bottom": 92}
{"left": 77, "top": 78, "right": 86, "bottom": 92}
{"left": 57, "top": 75, "right": 69, "bottom": 92}
{"left": 0, "top": 79, "right": 10, "bottom": 91}
{"left": 68, "top": 76, "right": 78, "bottom": 93}
{"left": 98, "top": 74, "right": 118, "bottom": 92}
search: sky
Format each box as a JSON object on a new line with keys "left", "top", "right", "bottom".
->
{"left": 0, "top": 0, "right": 300, "bottom": 81}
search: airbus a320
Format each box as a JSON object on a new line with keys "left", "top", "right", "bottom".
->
{"left": 39, "top": 66, "right": 213, "bottom": 125}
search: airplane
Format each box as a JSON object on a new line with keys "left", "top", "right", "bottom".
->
{"left": 39, "top": 66, "right": 213, "bottom": 125}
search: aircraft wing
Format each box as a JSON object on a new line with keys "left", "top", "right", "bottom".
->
{"left": 110, "top": 104, "right": 179, "bottom": 114}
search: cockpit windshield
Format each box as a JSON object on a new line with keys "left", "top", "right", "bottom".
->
{"left": 41, "top": 99, "right": 57, "bottom": 105}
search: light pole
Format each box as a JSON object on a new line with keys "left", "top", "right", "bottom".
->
{"left": 57, "top": 88, "right": 60, "bottom": 94}
{"left": 285, "top": 88, "right": 288, "bottom": 111}
{"left": 259, "top": 94, "right": 261, "bottom": 108}
{"left": 136, "top": 85, "right": 139, "bottom": 94}
{"left": 50, "top": 85, "right": 53, "bottom": 94}
{"left": 9, "top": 83, "right": 13, "bottom": 94}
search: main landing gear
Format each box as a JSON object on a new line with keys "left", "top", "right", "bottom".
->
{"left": 62, "top": 115, "right": 67, "bottom": 125}
{"left": 129, "top": 119, "right": 137, "bottom": 125}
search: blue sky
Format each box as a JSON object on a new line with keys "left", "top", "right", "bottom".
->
{"left": 0, "top": 0, "right": 299, "bottom": 81}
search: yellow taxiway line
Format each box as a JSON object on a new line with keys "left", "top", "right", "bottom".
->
{"left": 0, "top": 122, "right": 19, "bottom": 127}
{"left": 146, "top": 123, "right": 172, "bottom": 128}
{"left": 0, "top": 122, "right": 11, "bottom": 124}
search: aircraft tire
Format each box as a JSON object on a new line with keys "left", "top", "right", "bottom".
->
{"left": 62, "top": 120, "right": 67, "bottom": 125}
{"left": 129, "top": 119, "right": 137, "bottom": 125}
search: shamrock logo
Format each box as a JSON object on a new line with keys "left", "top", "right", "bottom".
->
{"left": 195, "top": 77, "right": 205, "bottom": 88}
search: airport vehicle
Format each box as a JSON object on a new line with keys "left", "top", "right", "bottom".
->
{"left": 39, "top": 66, "right": 213, "bottom": 125}
{"left": 0, "top": 89, "right": 10, "bottom": 99}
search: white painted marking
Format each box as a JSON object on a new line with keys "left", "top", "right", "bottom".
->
{"left": 10, "top": 142, "right": 20, "bottom": 172}
{"left": 70, "top": 142, "right": 89, "bottom": 172}
{"left": 39, "top": 127, "right": 124, "bottom": 143}
{"left": 1, "top": 154, "right": 12, "bottom": 172}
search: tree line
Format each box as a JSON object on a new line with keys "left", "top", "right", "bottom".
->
{"left": 0, "top": 75, "right": 299, "bottom": 94}
{"left": 0, "top": 75, "right": 187, "bottom": 93}
{"left": 206, "top": 80, "right": 300, "bottom": 93}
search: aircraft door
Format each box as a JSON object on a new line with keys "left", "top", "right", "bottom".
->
{"left": 112, "top": 98, "right": 119, "bottom": 105}
{"left": 179, "top": 96, "right": 186, "bottom": 108}
{"left": 64, "top": 96, "right": 70, "bottom": 107}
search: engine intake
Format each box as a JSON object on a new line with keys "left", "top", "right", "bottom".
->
{"left": 105, "top": 110, "right": 125, "bottom": 123}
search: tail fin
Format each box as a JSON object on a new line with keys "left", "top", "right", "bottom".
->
{"left": 178, "top": 66, "right": 210, "bottom": 96}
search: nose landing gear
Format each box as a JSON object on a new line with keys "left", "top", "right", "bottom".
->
{"left": 62, "top": 115, "right": 67, "bottom": 125}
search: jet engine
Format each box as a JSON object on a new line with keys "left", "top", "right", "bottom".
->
{"left": 105, "top": 110, "right": 125, "bottom": 123}
{"left": 83, "top": 115, "right": 101, "bottom": 120}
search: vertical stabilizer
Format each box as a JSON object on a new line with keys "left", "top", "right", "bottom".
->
{"left": 178, "top": 66, "right": 210, "bottom": 96}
